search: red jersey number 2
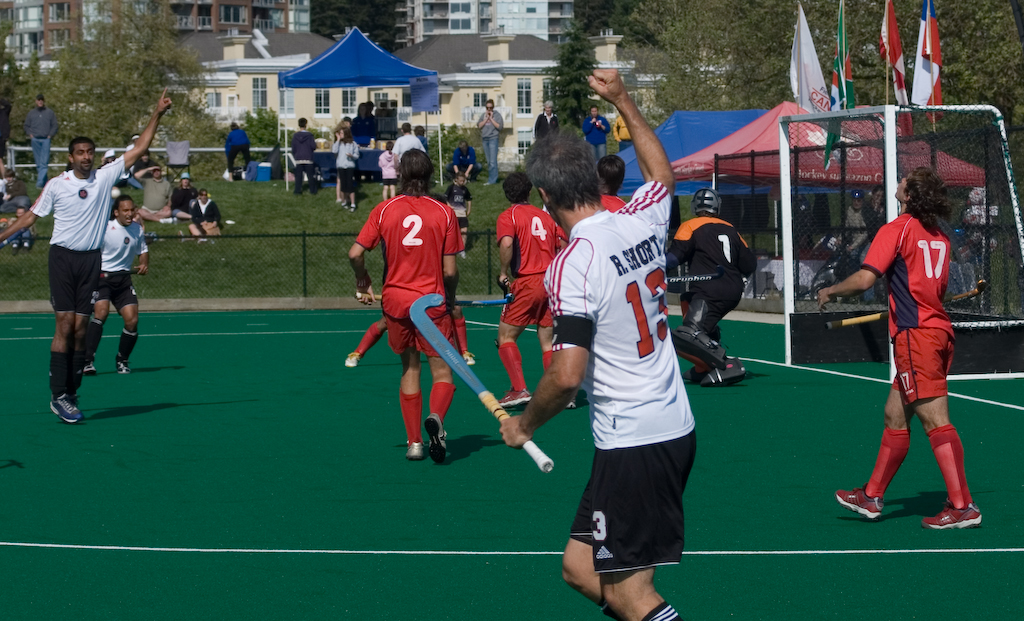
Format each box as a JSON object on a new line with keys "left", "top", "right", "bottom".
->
{"left": 625, "top": 268, "right": 668, "bottom": 358}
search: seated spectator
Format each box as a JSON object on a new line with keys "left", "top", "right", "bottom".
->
{"left": 225, "top": 122, "right": 251, "bottom": 178}
{"left": 446, "top": 141, "right": 479, "bottom": 182}
{"left": 135, "top": 166, "right": 186, "bottom": 223}
{"left": 168, "top": 173, "right": 198, "bottom": 222}
{"left": 188, "top": 188, "right": 222, "bottom": 239}
{"left": 597, "top": 154, "right": 627, "bottom": 212}
{"left": 1, "top": 169, "right": 30, "bottom": 213}
{"left": 6, "top": 206, "right": 34, "bottom": 254}
{"left": 414, "top": 125, "right": 428, "bottom": 152}
{"left": 351, "top": 102, "right": 376, "bottom": 147}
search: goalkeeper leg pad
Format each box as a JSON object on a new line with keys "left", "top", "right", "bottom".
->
{"left": 671, "top": 325, "right": 728, "bottom": 370}
{"left": 700, "top": 357, "right": 746, "bottom": 387}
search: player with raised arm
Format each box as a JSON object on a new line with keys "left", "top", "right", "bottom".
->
{"left": 666, "top": 187, "right": 756, "bottom": 387}
{"left": 494, "top": 171, "right": 567, "bottom": 407}
{"left": 500, "top": 70, "right": 694, "bottom": 621}
{"left": 0, "top": 90, "right": 171, "bottom": 423}
{"left": 83, "top": 195, "right": 149, "bottom": 376}
{"left": 818, "top": 167, "right": 981, "bottom": 529}
{"left": 348, "top": 150, "right": 463, "bottom": 463}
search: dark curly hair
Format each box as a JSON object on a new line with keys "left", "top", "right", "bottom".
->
{"left": 903, "top": 167, "right": 951, "bottom": 229}
{"left": 398, "top": 150, "right": 434, "bottom": 197}
{"left": 503, "top": 172, "right": 533, "bottom": 204}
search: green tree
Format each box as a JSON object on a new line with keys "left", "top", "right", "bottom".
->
{"left": 549, "top": 21, "right": 597, "bottom": 129}
{"left": 243, "top": 107, "right": 282, "bottom": 147}
{"left": 312, "top": 0, "right": 397, "bottom": 52}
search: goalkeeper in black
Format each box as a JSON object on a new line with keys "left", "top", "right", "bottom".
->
{"left": 666, "top": 188, "right": 756, "bottom": 386}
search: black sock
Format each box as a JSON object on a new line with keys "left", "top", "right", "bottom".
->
{"left": 85, "top": 317, "right": 105, "bottom": 363}
{"left": 118, "top": 329, "right": 138, "bottom": 361}
{"left": 71, "top": 350, "right": 86, "bottom": 394}
{"left": 599, "top": 599, "right": 625, "bottom": 621}
{"left": 50, "top": 351, "right": 68, "bottom": 398}
{"left": 641, "top": 602, "right": 678, "bottom": 621}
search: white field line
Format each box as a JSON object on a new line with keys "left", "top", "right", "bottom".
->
{"left": 0, "top": 326, "right": 493, "bottom": 342}
{"left": 0, "top": 541, "right": 1021, "bottom": 556}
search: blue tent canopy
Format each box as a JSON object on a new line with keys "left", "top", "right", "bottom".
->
{"left": 618, "top": 109, "right": 768, "bottom": 196}
{"left": 278, "top": 28, "right": 436, "bottom": 89}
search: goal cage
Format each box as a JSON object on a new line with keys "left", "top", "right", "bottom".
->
{"left": 778, "top": 105, "right": 1024, "bottom": 379}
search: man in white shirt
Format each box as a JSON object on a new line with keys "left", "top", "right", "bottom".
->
{"left": 83, "top": 195, "right": 149, "bottom": 376}
{"left": 501, "top": 70, "right": 693, "bottom": 621}
{"left": 392, "top": 122, "right": 425, "bottom": 165}
{"left": 0, "top": 89, "right": 172, "bottom": 424}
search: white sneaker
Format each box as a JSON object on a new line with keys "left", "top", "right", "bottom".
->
{"left": 159, "top": 218, "right": 174, "bottom": 224}
{"left": 462, "top": 351, "right": 475, "bottom": 366}
{"left": 345, "top": 352, "right": 361, "bottom": 368}
{"left": 336, "top": 198, "right": 344, "bottom": 203}
{"left": 458, "top": 251, "right": 467, "bottom": 259}
{"left": 406, "top": 442, "right": 425, "bottom": 461}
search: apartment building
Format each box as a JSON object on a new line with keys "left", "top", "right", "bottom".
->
{"left": 395, "top": 0, "right": 573, "bottom": 47}
{"left": 0, "top": 0, "right": 310, "bottom": 60}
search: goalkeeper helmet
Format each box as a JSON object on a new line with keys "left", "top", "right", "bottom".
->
{"left": 691, "top": 188, "right": 721, "bottom": 216}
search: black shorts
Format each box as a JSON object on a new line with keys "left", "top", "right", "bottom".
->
{"left": 570, "top": 432, "right": 696, "bottom": 573}
{"left": 382, "top": 179, "right": 397, "bottom": 186}
{"left": 337, "top": 168, "right": 355, "bottom": 193}
{"left": 49, "top": 245, "right": 101, "bottom": 315}
{"left": 97, "top": 272, "right": 139, "bottom": 310}
{"left": 457, "top": 216, "right": 469, "bottom": 229}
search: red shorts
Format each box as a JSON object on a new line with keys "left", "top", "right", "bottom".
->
{"left": 500, "top": 273, "right": 552, "bottom": 328}
{"left": 892, "top": 328, "right": 954, "bottom": 405}
{"left": 385, "top": 313, "right": 455, "bottom": 356}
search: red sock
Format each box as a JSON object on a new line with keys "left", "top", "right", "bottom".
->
{"left": 356, "top": 322, "right": 384, "bottom": 355}
{"left": 455, "top": 315, "right": 469, "bottom": 353}
{"left": 429, "top": 381, "right": 456, "bottom": 422}
{"left": 864, "top": 428, "right": 910, "bottom": 499}
{"left": 678, "top": 352, "right": 710, "bottom": 374}
{"left": 498, "top": 342, "right": 527, "bottom": 391}
{"left": 399, "top": 391, "right": 422, "bottom": 444}
{"left": 542, "top": 350, "right": 552, "bottom": 370}
{"left": 927, "top": 424, "right": 973, "bottom": 508}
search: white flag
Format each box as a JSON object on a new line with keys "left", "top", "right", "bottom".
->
{"left": 790, "top": 3, "right": 830, "bottom": 113}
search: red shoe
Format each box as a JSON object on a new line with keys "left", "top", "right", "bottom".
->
{"left": 498, "top": 389, "right": 531, "bottom": 408}
{"left": 835, "top": 487, "right": 883, "bottom": 520}
{"left": 922, "top": 500, "right": 982, "bottom": 530}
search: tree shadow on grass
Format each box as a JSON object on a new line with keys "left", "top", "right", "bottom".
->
{"left": 0, "top": 459, "right": 26, "bottom": 470}
{"left": 88, "top": 399, "right": 259, "bottom": 421}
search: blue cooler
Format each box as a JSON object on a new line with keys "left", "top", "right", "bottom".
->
{"left": 256, "top": 162, "right": 272, "bottom": 182}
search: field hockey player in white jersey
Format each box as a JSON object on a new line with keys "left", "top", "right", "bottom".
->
{"left": 500, "top": 69, "right": 695, "bottom": 621}
{"left": 0, "top": 89, "right": 172, "bottom": 424}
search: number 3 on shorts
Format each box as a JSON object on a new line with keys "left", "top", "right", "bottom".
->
{"left": 592, "top": 510, "right": 608, "bottom": 541}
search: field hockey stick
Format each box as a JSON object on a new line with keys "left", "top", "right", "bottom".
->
{"left": 455, "top": 293, "right": 514, "bottom": 307}
{"left": 825, "top": 280, "right": 988, "bottom": 330}
{"left": 667, "top": 265, "right": 725, "bottom": 284}
{"left": 411, "top": 293, "right": 554, "bottom": 473}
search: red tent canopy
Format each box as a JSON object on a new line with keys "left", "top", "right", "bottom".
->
{"left": 671, "top": 102, "right": 985, "bottom": 188}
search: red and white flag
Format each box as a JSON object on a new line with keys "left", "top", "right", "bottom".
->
{"left": 880, "top": 0, "right": 909, "bottom": 106}
{"left": 911, "top": 0, "right": 942, "bottom": 107}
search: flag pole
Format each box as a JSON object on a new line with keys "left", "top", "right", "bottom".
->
{"left": 796, "top": 3, "right": 803, "bottom": 106}
{"left": 928, "top": 0, "right": 937, "bottom": 132}
{"left": 883, "top": 5, "right": 890, "bottom": 106}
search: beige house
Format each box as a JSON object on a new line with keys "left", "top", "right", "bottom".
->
{"left": 189, "top": 29, "right": 633, "bottom": 165}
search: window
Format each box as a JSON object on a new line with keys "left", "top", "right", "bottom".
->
{"left": 526, "top": 6, "right": 536, "bottom": 12}
{"left": 49, "top": 3, "right": 71, "bottom": 23}
{"left": 517, "top": 78, "right": 532, "bottom": 115}
{"left": 473, "top": 92, "right": 488, "bottom": 107}
{"left": 278, "top": 88, "right": 294, "bottom": 117}
{"left": 402, "top": 91, "right": 411, "bottom": 107}
{"left": 374, "top": 92, "right": 389, "bottom": 105}
{"left": 16, "top": 6, "right": 43, "bottom": 29}
{"left": 423, "top": 20, "right": 434, "bottom": 34}
{"left": 252, "top": 77, "right": 267, "bottom": 109}
{"left": 315, "top": 88, "right": 330, "bottom": 116}
{"left": 48, "top": 29, "right": 70, "bottom": 50}
{"left": 289, "top": 1, "right": 309, "bottom": 32}
{"left": 207, "top": 92, "right": 222, "bottom": 108}
{"left": 17, "top": 32, "right": 40, "bottom": 56}
{"left": 271, "top": 9, "right": 285, "bottom": 28}
{"left": 518, "top": 128, "right": 532, "bottom": 156}
{"left": 449, "top": 2, "right": 470, "bottom": 13}
{"left": 449, "top": 18, "right": 470, "bottom": 31}
{"left": 219, "top": 5, "right": 247, "bottom": 24}
{"left": 542, "top": 78, "right": 553, "bottom": 103}
{"left": 341, "top": 89, "right": 357, "bottom": 116}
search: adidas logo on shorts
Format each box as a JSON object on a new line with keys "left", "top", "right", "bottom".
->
{"left": 596, "top": 546, "right": 614, "bottom": 560}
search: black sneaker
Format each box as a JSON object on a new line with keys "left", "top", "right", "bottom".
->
{"left": 83, "top": 361, "right": 97, "bottom": 376}
{"left": 424, "top": 413, "right": 447, "bottom": 463}
{"left": 116, "top": 358, "right": 131, "bottom": 374}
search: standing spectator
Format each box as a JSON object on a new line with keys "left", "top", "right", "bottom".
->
{"left": 379, "top": 141, "right": 397, "bottom": 201}
{"left": 534, "top": 101, "right": 558, "bottom": 141}
{"left": 444, "top": 171, "right": 472, "bottom": 256}
{"left": 582, "top": 106, "right": 610, "bottom": 161}
{"left": 332, "top": 127, "right": 360, "bottom": 210}
{"left": 476, "top": 99, "right": 504, "bottom": 185}
{"left": 1, "top": 168, "right": 29, "bottom": 213}
{"left": 24, "top": 94, "right": 59, "bottom": 188}
{"left": 393, "top": 122, "right": 425, "bottom": 165}
{"left": 224, "top": 122, "right": 251, "bottom": 179}
{"left": 167, "top": 173, "right": 198, "bottom": 222}
{"left": 414, "top": 125, "right": 428, "bottom": 152}
{"left": 351, "top": 102, "right": 377, "bottom": 147}
{"left": 188, "top": 188, "right": 222, "bottom": 239}
{"left": 0, "top": 97, "right": 11, "bottom": 177}
{"left": 612, "top": 113, "right": 631, "bottom": 152}
{"left": 291, "top": 117, "right": 318, "bottom": 195}
{"left": 446, "top": 141, "right": 478, "bottom": 181}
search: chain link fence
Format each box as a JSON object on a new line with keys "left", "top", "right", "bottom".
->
{"left": 0, "top": 230, "right": 503, "bottom": 301}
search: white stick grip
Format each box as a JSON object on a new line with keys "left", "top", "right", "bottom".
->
{"left": 523, "top": 440, "right": 554, "bottom": 473}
